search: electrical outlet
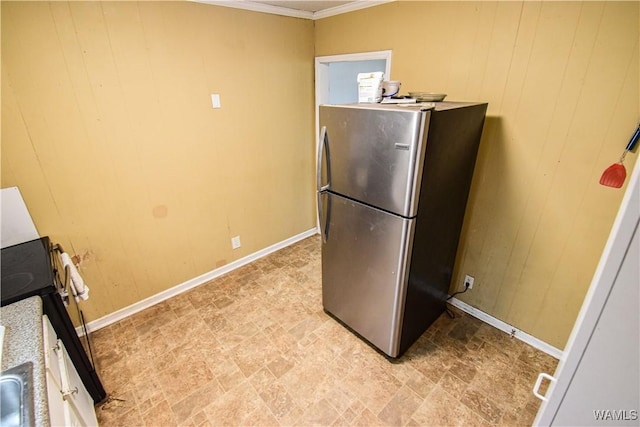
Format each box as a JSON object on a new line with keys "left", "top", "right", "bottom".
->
{"left": 464, "top": 274, "right": 474, "bottom": 289}
{"left": 231, "top": 236, "right": 241, "bottom": 249}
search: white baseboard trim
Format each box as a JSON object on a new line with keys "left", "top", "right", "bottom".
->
{"left": 448, "top": 297, "right": 564, "bottom": 360}
{"left": 81, "top": 228, "right": 318, "bottom": 334}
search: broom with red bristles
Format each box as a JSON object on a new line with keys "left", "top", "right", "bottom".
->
{"left": 599, "top": 124, "right": 640, "bottom": 188}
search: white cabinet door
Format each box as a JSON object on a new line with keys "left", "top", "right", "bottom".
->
{"left": 42, "top": 315, "right": 99, "bottom": 427}
{"left": 46, "top": 371, "right": 67, "bottom": 427}
{"left": 59, "top": 342, "right": 99, "bottom": 427}
{"left": 43, "top": 316, "right": 66, "bottom": 426}
{"left": 64, "top": 396, "right": 87, "bottom": 427}
{"left": 43, "top": 316, "right": 62, "bottom": 388}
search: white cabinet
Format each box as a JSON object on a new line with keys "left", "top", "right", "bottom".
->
{"left": 43, "top": 315, "right": 98, "bottom": 427}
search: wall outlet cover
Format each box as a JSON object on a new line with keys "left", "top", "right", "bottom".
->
{"left": 464, "top": 274, "right": 475, "bottom": 289}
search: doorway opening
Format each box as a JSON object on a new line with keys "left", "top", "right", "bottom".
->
{"left": 315, "top": 50, "right": 392, "bottom": 126}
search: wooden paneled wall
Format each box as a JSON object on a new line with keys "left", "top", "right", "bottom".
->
{"left": 1, "top": 2, "right": 316, "bottom": 320}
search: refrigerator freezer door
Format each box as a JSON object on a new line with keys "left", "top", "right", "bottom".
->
{"left": 321, "top": 192, "right": 415, "bottom": 357}
{"left": 319, "top": 105, "right": 429, "bottom": 218}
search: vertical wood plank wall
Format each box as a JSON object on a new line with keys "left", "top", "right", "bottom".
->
{"left": 315, "top": 1, "right": 639, "bottom": 349}
{"left": 1, "top": 2, "right": 316, "bottom": 320}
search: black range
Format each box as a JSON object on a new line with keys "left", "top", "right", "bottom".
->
{"left": 1, "top": 237, "right": 106, "bottom": 403}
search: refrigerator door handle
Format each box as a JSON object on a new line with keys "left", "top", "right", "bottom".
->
{"left": 317, "top": 126, "right": 331, "bottom": 242}
{"left": 317, "top": 191, "right": 332, "bottom": 243}
{"left": 317, "top": 189, "right": 324, "bottom": 242}
{"left": 317, "top": 126, "right": 330, "bottom": 192}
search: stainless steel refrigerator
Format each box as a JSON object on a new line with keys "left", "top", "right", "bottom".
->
{"left": 317, "top": 102, "right": 487, "bottom": 358}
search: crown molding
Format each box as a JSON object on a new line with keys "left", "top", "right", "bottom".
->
{"left": 193, "top": 0, "right": 394, "bottom": 20}
{"left": 195, "top": 0, "right": 313, "bottom": 19}
{"left": 313, "top": 0, "right": 393, "bottom": 19}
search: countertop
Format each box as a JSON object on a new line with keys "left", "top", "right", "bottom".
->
{"left": 1, "top": 296, "right": 50, "bottom": 426}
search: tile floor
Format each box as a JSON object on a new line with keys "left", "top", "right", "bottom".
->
{"left": 91, "top": 236, "right": 558, "bottom": 426}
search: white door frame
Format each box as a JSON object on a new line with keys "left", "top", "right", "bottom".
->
{"left": 314, "top": 50, "right": 392, "bottom": 231}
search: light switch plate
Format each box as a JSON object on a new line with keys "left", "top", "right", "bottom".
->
{"left": 211, "top": 94, "right": 221, "bottom": 109}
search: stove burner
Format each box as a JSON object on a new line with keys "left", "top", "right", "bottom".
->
{"left": 3, "top": 272, "right": 35, "bottom": 291}
{"left": 1, "top": 237, "right": 55, "bottom": 307}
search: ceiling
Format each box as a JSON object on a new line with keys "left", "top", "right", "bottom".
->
{"left": 255, "top": 1, "right": 355, "bottom": 13}
{"left": 196, "top": 0, "right": 392, "bottom": 19}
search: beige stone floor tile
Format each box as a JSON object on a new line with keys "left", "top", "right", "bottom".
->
{"left": 350, "top": 407, "right": 387, "bottom": 426}
{"left": 313, "top": 373, "right": 359, "bottom": 416}
{"left": 467, "top": 361, "right": 517, "bottom": 407}
{"left": 518, "top": 344, "right": 559, "bottom": 373}
{"left": 266, "top": 354, "right": 296, "bottom": 378}
{"left": 248, "top": 366, "right": 277, "bottom": 393}
{"left": 109, "top": 319, "right": 140, "bottom": 353}
{"left": 201, "top": 380, "right": 266, "bottom": 425}
{"left": 189, "top": 410, "right": 209, "bottom": 427}
{"left": 298, "top": 398, "right": 341, "bottom": 426}
{"left": 207, "top": 355, "right": 245, "bottom": 392}
{"left": 243, "top": 406, "right": 281, "bottom": 426}
{"left": 258, "top": 381, "right": 296, "bottom": 419}
{"left": 406, "top": 339, "right": 457, "bottom": 383}
{"left": 141, "top": 399, "right": 177, "bottom": 427}
{"left": 438, "top": 371, "right": 469, "bottom": 400}
{"left": 460, "top": 385, "right": 505, "bottom": 424}
{"left": 230, "top": 331, "right": 282, "bottom": 377}
{"left": 94, "top": 236, "right": 558, "bottom": 427}
{"left": 215, "top": 320, "right": 260, "bottom": 352}
{"left": 342, "top": 361, "right": 403, "bottom": 415}
{"left": 166, "top": 292, "right": 197, "bottom": 318}
{"left": 97, "top": 353, "right": 145, "bottom": 395}
{"left": 278, "top": 360, "right": 333, "bottom": 410}
{"left": 474, "top": 323, "right": 527, "bottom": 360}
{"left": 156, "top": 354, "right": 216, "bottom": 403}
{"left": 446, "top": 315, "right": 483, "bottom": 344}
{"left": 410, "top": 385, "right": 463, "bottom": 426}
{"left": 276, "top": 403, "right": 307, "bottom": 426}
{"left": 448, "top": 359, "right": 478, "bottom": 383}
{"left": 170, "top": 381, "right": 224, "bottom": 425}
{"left": 129, "top": 376, "right": 165, "bottom": 412}
{"left": 455, "top": 402, "right": 494, "bottom": 427}
{"left": 404, "top": 370, "right": 436, "bottom": 399}
{"left": 109, "top": 407, "right": 145, "bottom": 427}
{"left": 339, "top": 399, "right": 367, "bottom": 425}
{"left": 377, "top": 385, "right": 423, "bottom": 426}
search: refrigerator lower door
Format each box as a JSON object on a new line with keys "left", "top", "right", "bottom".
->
{"left": 321, "top": 192, "right": 415, "bottom": 357}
